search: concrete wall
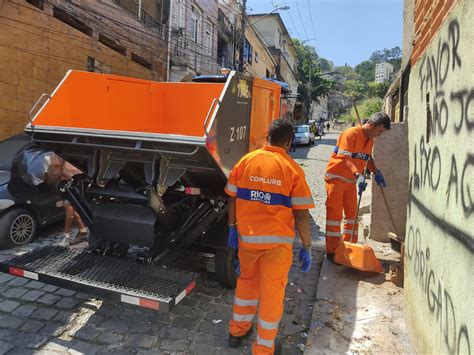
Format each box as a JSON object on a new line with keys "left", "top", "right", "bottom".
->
{"left": 0, "top": 0, "right": 167, "bottom": 140}
{"left": 370, "top": 122, "right": 408, "bottom": 242}
{"left": 404, "top": 0, "right": 473, "bottom": 353}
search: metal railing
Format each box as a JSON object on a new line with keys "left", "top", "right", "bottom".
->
{"left": 112, "top": 0, "right": 163, "bottom": 37}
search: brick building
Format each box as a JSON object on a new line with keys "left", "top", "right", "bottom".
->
{"left": 0, "top": 0, "right": 169, "bottom": 140}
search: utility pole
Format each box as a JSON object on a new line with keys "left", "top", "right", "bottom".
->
{"left": 238, "top": 0, "right": 247, "bottom": 72}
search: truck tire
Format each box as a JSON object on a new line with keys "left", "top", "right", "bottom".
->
{"left": 0, "top": 208, "right": 37, "bottom": 249}
{"left": 215, "top": 247, "right": 238, "bottom": 289}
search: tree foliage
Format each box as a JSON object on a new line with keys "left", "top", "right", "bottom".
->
{"left": 293, "top": 39, "right": 334, "bottom": 116}
{"left": 354, "top": 60, "right": 375, "bottom": 83}
{"left": 368, "top": 82, "right": 390, "bottom": 98}
{"left": 340, "top": 98, "right": 383, "bottom": 122}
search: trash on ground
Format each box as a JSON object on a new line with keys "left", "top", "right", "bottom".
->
{"left": 212, "top": 319, "right": 222, "bottom": 324}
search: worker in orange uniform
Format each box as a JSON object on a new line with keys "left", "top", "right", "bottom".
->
{"left": 324, "top": 112, "right": 390, "bottom": 262}
{"left": 224, "top": 119, "right": 314, "bottom": 354}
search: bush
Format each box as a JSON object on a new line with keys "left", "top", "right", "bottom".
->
{"left": 340, "top": 98, "right": 383, "bottom": 122}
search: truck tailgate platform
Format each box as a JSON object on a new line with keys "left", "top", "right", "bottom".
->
{"left": 0, "top": 246, "right": 198, "bottom": 312}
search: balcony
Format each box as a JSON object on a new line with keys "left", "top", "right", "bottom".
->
{"left": 218, "top": 9, "right": 234, "bottom": 41}
{"left": 113, "top": 0, "right": 164, "bottom": 38}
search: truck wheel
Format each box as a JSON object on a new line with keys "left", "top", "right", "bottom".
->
{"left": 215, "top": 247, "right": 238, "bottom": 289}
{"left": 0, "top": 208, "right": 37, "bottom": 249}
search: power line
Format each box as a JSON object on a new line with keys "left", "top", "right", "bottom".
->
{"left": 0, "top": 9, "right": 218, "bottom": 77}
{"left": 307, "top": 0, "right": 317, "bottom": 47}
{"left": 294, "top": 0, "right": 309, "bottom": 41}
{"left": 13, "top": 0, "right": 227, "bottom": 74}
{"left": 282, "top": 0, "right": 303, "bottom": 40}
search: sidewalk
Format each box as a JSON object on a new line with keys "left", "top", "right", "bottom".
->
{"left": 304, "top": 178, "right": 414, "bottom": 354}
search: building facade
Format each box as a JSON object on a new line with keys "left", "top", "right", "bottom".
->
{"left": 248, "top": 13, "right": 298, "bottom": 117}
{"left": 0, "top": 0, "right": 169, "bottom": 140}
{"left": 374, "top": 61, "right": 394, "bottom": 83}
{"left": 168, "top": 0, "right": 225, "bottom": 81}
{"left": 243, "top": 25, "right": 277, "bottom": 79}
{"left": 402, "top": 0, "right": 473, "bottom": 353}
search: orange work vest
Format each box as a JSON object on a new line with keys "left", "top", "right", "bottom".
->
{"left": 325, "top": 126, "right": 374, "bottom": 183}
{"left": 225, "top": 145, "right": 314, "bottom": 249}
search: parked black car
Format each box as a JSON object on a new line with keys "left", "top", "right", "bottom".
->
{"left": 0, "top": 134, "right": 64, "bottom": 249}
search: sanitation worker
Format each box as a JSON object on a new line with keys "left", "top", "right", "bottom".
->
{"left": 324, "top": 112, "right": 390, "bottom": 262}
{"left": 225, "top": 118, "right": 314, "bottom": 354}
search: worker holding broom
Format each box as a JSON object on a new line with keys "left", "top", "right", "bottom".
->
{"left": 225, "top": 118, "right": 314, "bottom": 354}
{"left": 324, "top": 112, "right": 390, "bottom": 263}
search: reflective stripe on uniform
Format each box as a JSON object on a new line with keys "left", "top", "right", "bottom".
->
{"left": 342, "top": 229, "right": 358, "bottom": 235}
{"left": 259, "top": 318, "right": 280, "bottom": 330}
{"left": 325, "top": 173, "right": 356, "bottom": 184}
{"left": 344, "top": 219, "right": 356, "bottom": 224}
{"left": 226, "top": 182, "right": 237, "bottom": 193}
{"left": 337, "top": 149, "right": 353, "bottom": 157}
{"left": 291, "top": 196, "right": 314, "bottom": 206}
{"left": 326, "top": 231, "right": 341, "bottom": 237}
{"left": 326, "top": 220, "right": 341, "bottom": 226}
{"left": 257, "top": 335, "right": 274, "bottom": 348}
{"left": 240, "top": 235, "right": 294, "bottom": 244}
{"left": 233, "top": 313, "right": 255, "bottom": 322}
{"left": 234, "top": 297, "right": 258, "bottom": 307}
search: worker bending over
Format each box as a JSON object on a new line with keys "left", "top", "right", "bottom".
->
{"left": 225, "top": 119, "right": 314, "bottom": 354}
{"left": 324, "top": 112, "right": 390, "bottom": 262}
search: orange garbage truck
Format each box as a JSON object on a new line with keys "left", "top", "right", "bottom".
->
{"left": 0, "top": 70, "right": 289, "bottom": 312}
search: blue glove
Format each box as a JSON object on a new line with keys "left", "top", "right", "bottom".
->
{"left": 375, "top": 170, "right": 386, "bottom": 188}
{"left": 234, "top": 258, "right": 240, "bottom": 276}
{"left": 228, "top": 226, "right": 239, "bottom": 249}
{"left": 299, "top": 247, "right": 312, "bottom": 273}
{"left": 357, "top": 175, "right": 367, "bottom": 196}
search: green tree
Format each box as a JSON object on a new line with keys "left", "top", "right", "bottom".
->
{"left": 317, "top": 58, "right": 334, "bottom": 73}
{"left": 334, "top": 65, "right": 357, "bottom": 80}
{"left": 369, "top": 46, "right": 402, "bottom": 73}
{"left": 343, "top": 79, "right": 368, "bottom": 102}
{"left": 354, "top": 60, "right": 375, "bottom": 83}
{"left": 341, "top": 97, "right": 383, "bottom": 122}
{"left": 368, "top": 82, "right": 390, "bottom": 98}
{"left": 293, "top": 39, "right": 334, "bottom": 117}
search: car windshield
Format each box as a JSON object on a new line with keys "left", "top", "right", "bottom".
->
{"left": 0, "top": 134, "right": 30, "bottom": 170}
{"left": 295, "top": 126, "right": 309, "bottom": 133}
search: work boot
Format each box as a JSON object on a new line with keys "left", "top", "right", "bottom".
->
{"left": 228, "top": 326, "right": 253, "bottom": 348}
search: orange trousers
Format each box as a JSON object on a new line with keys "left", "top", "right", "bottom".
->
{"left": 325, "top": 179, "right": 359, "bottom": 254}
{"left": 229, "top": 245, "right": 292, "bottom": 354}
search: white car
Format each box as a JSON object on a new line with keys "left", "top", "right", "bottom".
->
{"left": 294, "top": 125, "right": 315, "bottom": 145}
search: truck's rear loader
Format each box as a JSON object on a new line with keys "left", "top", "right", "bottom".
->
{"left": 0, "top": 70, "right": 285, "bottom": 311}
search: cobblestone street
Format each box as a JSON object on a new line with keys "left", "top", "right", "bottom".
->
{"left": 0, "top": 132, "right": 339, "bottom": 355}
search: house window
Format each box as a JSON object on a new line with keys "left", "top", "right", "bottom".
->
{"left": 26, "top": 0, "right": 44, "bottom": 10}
{"left": 255, "top": 52, "right": 258, "bottom": 63}
{"left": 177, "top": 1, "right": 186, "bottom": 29}
{"left": 266, "top": 69, "right": 270, "bottom": 78}
{"left": 131, "top": 53, "right": 153, "bottom": 70}
{"left": 98, "top": 34, "right": 126, "bottom": 55}
{"left": 53, "top": 7, "right": 92, "bottom": 37}
{"left": 204, "top": 21, "right": 213, "bottom": 52}
{"left": 243, "top": 40, "right": 252, "bottom": 63}
{"left": 191, "top": 8, "right": 201, "bottom": 43}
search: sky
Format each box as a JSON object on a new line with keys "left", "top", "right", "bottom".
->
{"left": 246, "top": 0, "right": 403, "bottom": 67}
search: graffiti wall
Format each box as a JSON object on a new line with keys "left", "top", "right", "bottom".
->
{"left": 405, "top": 0, "right": 473, "bottom": 354}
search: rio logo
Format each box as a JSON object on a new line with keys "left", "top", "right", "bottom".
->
{"left": 250, "top": 190, "right": 272, "bottom": 204}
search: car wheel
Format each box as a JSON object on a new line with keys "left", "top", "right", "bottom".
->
{"left": 0, "top": 208, "right": 37, "bottom": 249}
{"left": 215, "top": 247, "right": 238, "bottom": 289}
